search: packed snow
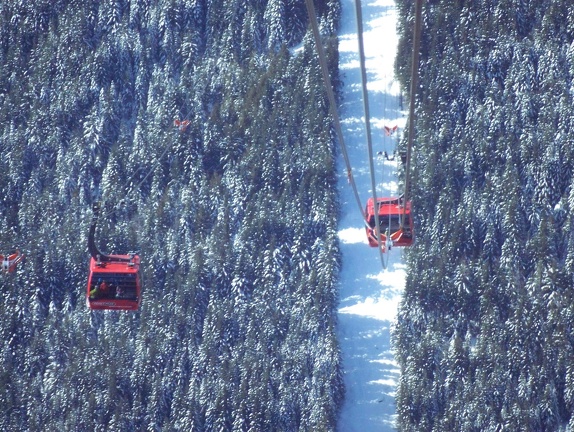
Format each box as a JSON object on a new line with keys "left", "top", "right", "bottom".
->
{"left": 336, "top": 0, "right": 405, "bottom": 430}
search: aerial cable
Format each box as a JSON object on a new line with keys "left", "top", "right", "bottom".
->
{"left": 56, "top": 142, "right": 170, "bottom": 234}
{"left": 122, "top": 140, "right": 174, "bottom": 199}
{"left": 402, "top": 0, "right": 423, "bottom": 228}
{"left": 353, "top": 0, "right": 387, "bottom": 268}
{"left": 3, "top": 117, "right": 183, "bottom": 269}
{"left": 98, "top": 129, "right": 180, "bottom": 222}
{"left": 304, "top": 0, "right": 365, "bottom": 220}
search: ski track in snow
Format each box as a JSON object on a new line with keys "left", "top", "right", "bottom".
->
{"left": 336, "top": 1, "right": 405, "bottom": 430}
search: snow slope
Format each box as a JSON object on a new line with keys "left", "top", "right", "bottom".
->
{"left": 336, "top": 1, "right": 406, "bottom": 430}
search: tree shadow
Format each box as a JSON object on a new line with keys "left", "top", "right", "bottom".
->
{"left": 337, "top": 313, "right": 399, "bottom": 431}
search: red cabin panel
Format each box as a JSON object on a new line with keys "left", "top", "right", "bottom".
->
{"left": 365, "top": 197, "right": 414, "bottom": 248}
{"left": 87, "top": 255, "right": 142, "bottom": 311}
{"left": 1, "top": 250, "right": 25, "bottom": 273}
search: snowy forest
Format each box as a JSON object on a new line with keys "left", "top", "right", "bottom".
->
{"left": 0, "top": 0, "right": 345, "bottom": 430}
{"left": 4, "top": 0, "right": 574, "bottom": 430}
{"left": 393, "top": 0, "right": 574, "bottom": 431}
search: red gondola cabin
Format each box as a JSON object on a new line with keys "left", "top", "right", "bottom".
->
{"left": 87, "top": 254, "right": 142, "bottom": 311}
{"left": 365, "top": 196, "right": 414, "bottom": 249}
{"left": 87, "top": 202, "right": 142, "bottom": 311}
{"left": 1, "top": 249, "right": 25, "bottom": 273}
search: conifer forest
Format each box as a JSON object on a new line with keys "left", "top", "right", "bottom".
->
{"left": 0, "top": 0, "right": 343, "bottom": 430}
{"left": 394, "top": 1, "right": 574, "bottom": 430}
{"left": 2, "top": 0, "right": 574, "bottom": 431}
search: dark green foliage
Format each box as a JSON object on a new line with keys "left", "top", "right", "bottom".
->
{"left": 394, "top": 1, "right": 574, "bottom": 430}
{"left": 0, "top": 0, "right": 343, "bottom": 430}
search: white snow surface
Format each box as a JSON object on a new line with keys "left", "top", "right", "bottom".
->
{"left": 336, "top": 1, "right": 405, "bottom": 430}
